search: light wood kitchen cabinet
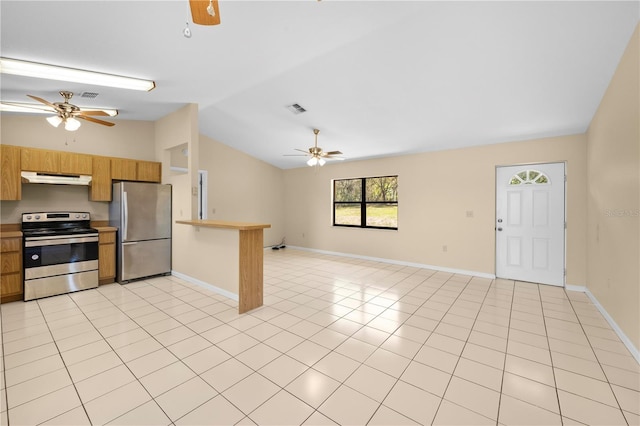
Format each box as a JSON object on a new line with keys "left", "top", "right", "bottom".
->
{"left": 60, "top": 152, "right": 93, "bottom": 175}
{"left": 21, "top": 148, "right": 92, "bottom": 175}
{"left": 21, "top": 148, "right": 60, "bottom": 173}
{"left": 98, "top": 229, "right": 116, "bottom": 285}
{"left": 0, "top": 145, "right": 162, "bottom": 201}
{"left": 90, "top": 156, "right": 112, "bottom": 201}
{"left": 111, "top": 158, "right": 137, "bottom": 181}
{"left": 137, "top": 161, "right": 161, "bottom": 183}
{"left": 0, "top": 145, "right": 21, "bottom": 201}
{"left": 1, "top": 234, "right": 23, "bottom": 303}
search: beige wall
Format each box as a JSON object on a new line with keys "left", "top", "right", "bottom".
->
{"left": 284, "top": 133, "right": 587, "bottom": 285}
{"left": 1, "top": 115, "right": 155, "bottom": 159}
{"left": 199, "top": 134, "right": 285, "bottom": 247}
{"left": 0, "top": 115, "right": 156, "bottom": 223}
{"left": 586, "top": 24, "right": 639, "bottom": 350}
{"left": 154, "top": 105, "right": 200, "bottom": 281}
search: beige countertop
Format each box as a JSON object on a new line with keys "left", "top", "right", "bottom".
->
{"left": 176, "top": 220, "right": 271, "bottom": 231}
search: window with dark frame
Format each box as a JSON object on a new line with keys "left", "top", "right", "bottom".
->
{"left": 333, "top": 176, "right": 398, "bottom": 229}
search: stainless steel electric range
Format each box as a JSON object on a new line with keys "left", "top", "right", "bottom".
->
{"left": 21, "top": 212, "right": 99, "bottom": 301}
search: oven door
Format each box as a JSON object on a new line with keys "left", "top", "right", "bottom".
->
{"left": 24, "top": 234, "right": 99, "bottom": 280}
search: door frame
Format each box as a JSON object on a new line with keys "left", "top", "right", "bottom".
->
{"left": 494, "top": 161, "right": 567, "bottom": 286}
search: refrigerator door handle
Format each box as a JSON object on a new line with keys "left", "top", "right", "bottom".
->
{"left": 122, "top": 242, "right": 138, "bottom": 246}
{"left": 123, "top": 191, "right": 128, "bottom": 241}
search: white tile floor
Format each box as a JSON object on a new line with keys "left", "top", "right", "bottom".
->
{"left": 1, "top": 248, "right": 638, "bottom": 425}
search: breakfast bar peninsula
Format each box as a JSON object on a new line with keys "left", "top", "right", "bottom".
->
{"left": 175, "top": 220, "right": 271, "bottom": 314}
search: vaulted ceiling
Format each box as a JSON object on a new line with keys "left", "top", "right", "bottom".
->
{"left": 1, "top": 1, "right": 638, "bottom": 168}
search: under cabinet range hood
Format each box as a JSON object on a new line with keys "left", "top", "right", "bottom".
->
{"left": 21, "top": 171, "right": 92, "bottom": 186}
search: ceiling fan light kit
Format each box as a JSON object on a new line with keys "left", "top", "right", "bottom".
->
{"left": 0, "top": 57, "right": 156, "bottom": 92}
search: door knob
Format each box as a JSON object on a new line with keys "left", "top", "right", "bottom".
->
{"left": 497, "top": 227, "right": 503, "bottom": 231}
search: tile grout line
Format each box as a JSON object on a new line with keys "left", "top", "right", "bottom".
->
{"left": 537, "top": 284, "right": 565, "bottom": 425}
{"left": 562, "top": 288, "right": 631, "bottom": 425}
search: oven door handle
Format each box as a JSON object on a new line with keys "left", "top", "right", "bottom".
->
{"left": 123, "top": 191, "right": 129, "bottom": 241}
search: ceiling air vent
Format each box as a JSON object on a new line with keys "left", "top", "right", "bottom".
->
{"left": 80, "top": 92, "right": 99, "bottom": 99}
{"left": 286, "top": 103, "right": 307, "bottom": 115}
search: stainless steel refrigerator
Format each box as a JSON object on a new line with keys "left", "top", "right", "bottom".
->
{"left": 109, "top": 182, "right": 172, "bottom": 283}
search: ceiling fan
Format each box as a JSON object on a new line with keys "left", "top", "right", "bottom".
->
{"left": 286, "top": 129, "right": 344, "bottom": 167}
{"left": 189, "top": 0, "right": 220, "bottom": 25}
{"left": 2, "top": 91, "right": 116, "bottom": 131}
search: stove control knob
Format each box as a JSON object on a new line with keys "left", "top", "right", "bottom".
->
{"left": 75, "top": 214, "right": 80, "bottom": 219}
{"left": 26, "top": 215, "right": 32, "bottom": 220}
{"left": 82, "top": 214, "right": 87, "bottom": 219}
{"left": 35, "top": 215, "right": 41, "bottom": 220}
{"left": 31, "top": 254, "right": 39, "bottom": 261}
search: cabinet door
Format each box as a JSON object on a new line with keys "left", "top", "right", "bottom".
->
{"left": 0, "top": 274, "right": 22, "bottom": 300}
{"left": 98, "top": 231, "right": 116, "bottom": 282}
{"left": 0, "top": 145, "right": 21, "bottom": 200}
{"left": 21, "top": 148, "right": 60, "bottom": 173}
{"left": 90, "top": 157, "right": 112, "bottom": 201}
{"left": 111, "top": 158, "right": 137, "bottom": 180}
{"left": 60, "top": 152, "right": 93, "bottom": 175}
{"left": 137, "top": 161, "right": 161, "bottom": 183}
{"left": 1, "top": 236, "right": 22, "bottom": 302}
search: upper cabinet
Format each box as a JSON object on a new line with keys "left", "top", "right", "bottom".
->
{"left": 0, "top": 145, "right": 161, "bottom": 201}
{"left": 112, "top": 158, "right": 161, "bottom": 183}
{"left": 137, "top": 161, "right": 161, "bottom": 182}
{"left": 60, "top": 152, "right": 93, "bottom": 175}
{"left": 20, "top": 148, "right": 92, "bottom": 175}
{"left": 90, "top": 157, "right": 112, "bottom": 201}
{"left": 0, "top": 145, "right": 21, "bottom": 200}
{"left": 21, "top": 148, "right": 60, "bottom": 173}
{"left": 111, "top": 158, "right": 137, "bottom": 181}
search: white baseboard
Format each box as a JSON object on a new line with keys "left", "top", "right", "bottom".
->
{"left": 584, "top": 289, "right": 639, "bottom": 364}
{"left": 286, "top": 246, "right": 496, "bottom": 280}
{"left": 565, "top": 284, "right": 587, "bottom": 292}
{"left": 171, "top": 270, "right": 239, "bottom": 302}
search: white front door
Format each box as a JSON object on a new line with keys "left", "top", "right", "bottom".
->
{"left": 495, "top": 163, "right": 565, "bottom": 286}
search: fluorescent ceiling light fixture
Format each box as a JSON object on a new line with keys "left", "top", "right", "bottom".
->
{"left": 0, "top": 57, "right": 156, "bottom": 92}
{"left": 1, "top": 102, "right": 118, "bottom": 117}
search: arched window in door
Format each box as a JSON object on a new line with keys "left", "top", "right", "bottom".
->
{"left": 509, "top": 169, "right": 550, "bottom": 185}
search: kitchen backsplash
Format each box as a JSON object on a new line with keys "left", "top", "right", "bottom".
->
{"left": 0, "top": 184, "right": 109, "bottom": 224}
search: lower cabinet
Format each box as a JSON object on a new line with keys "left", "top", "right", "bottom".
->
{"left": 1, "top": 235, "right": 23, "bottom": 303}
{"left": 98, "top": 229, "right": 116, "bottom": 284}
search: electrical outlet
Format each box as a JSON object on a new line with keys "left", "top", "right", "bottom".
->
{"left": 302, "top": 233, "right": 305, "bottom": 239}
{"left": 466, "top": 210, "right": 474, "bottom": 218}
{"left": 442, "top": 245, "right": 448, "bottom": 252}
{"left": 211, "top": 208, "right": 216, "bottom": 214}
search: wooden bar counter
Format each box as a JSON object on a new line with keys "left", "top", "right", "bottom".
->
{"left": 175, "top": 220, "right": 271, "bottom": 314}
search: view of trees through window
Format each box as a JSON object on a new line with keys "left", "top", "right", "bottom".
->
{"left": 334, "top": 176, "right": 398, "bottom": 229}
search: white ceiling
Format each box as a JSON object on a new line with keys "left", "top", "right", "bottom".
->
{"left": 1, "top": 1, "right": 638, "bottom": 169}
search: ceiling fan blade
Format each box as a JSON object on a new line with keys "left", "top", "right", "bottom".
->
{"left": 27, "top": 95, "right": 60, "bottom": 111}
{"left": 76, "top": 115, "right": 115, "bottom": 127}
{"left": 190, "top": 0, "right": 221, "bottom": 25}
{"left": 75, "top": 110, "right": 110, "bottom": 117}
{"left": 323, "top": 151, "right": 343, "bottom": 156}
{"left": 294, "top": 149, "right": 311, "bottom": 154}
{"left": 283, "top": 154, "right": 310, "bottom": 157}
